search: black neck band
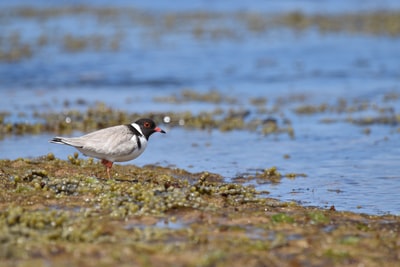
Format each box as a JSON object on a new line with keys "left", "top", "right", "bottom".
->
{"left": 126, "top": 124, "right": 143, "bottom": 137}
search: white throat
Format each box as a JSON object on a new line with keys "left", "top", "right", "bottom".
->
{"left": 131, "top": 123, "right": 144, "bottom": 136}
{"left": 129, "top": 123, "right": 148, "bottom": 152}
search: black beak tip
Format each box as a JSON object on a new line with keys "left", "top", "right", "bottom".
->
{"left": 155, "top": 127, "right": 166, "bottom": 134}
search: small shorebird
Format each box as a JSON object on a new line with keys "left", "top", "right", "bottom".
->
{"left": 50, "top": 118, "right": 166, "bottom": 179}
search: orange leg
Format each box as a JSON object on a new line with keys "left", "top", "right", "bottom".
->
{"left": 101, "top": 159, "right": 113, "bottom": 179}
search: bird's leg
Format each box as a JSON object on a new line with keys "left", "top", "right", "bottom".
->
{"left": 101, "top": 159, "right": 113, "bottom": 179}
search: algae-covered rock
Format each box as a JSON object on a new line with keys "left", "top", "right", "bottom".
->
{"left": 0, "top": 157, "right": 399, "bottom": 266}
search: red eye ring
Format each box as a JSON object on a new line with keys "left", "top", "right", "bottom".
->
{"left": 144, "top": 122, "right": 150, "bottom": 128}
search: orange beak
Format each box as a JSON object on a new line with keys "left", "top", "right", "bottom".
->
{"left": 155, "top": 127, "right": 166, "bottom": 134}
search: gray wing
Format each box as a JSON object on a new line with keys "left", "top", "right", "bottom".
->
{"left": 52, "top": 125, "right": 138, "bottom": 158}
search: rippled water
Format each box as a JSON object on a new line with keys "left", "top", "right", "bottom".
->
{"left": 1, "top": 1, "right": 400, "bottom": 215}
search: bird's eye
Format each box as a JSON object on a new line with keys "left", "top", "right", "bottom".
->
{"left": 144, "top": 122, "right": 150, "bottom": 128}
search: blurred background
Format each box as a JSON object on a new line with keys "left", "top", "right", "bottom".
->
{"left": 1, "top": 0, "right": 400, "bottom": 215}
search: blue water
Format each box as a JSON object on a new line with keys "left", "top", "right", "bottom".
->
{"left": 1, "top": 1, "right": 400, "bottom": 215}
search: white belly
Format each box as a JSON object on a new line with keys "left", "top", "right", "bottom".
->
{"left": 77, "top": 136, "right": 148, "bottom": 163}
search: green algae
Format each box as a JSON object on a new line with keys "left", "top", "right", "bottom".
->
{"left": 233, "top": 166, "right": 307, "bottom": 184}
{"left": 0, "top": 157, "right": 399, "bottom": 266}
{"left": 271, "top": 213, "right": 295, "bottom": 224}
{"left": 293, "top": 93, "right": 400, "bottom": 128}
{"left": 0, "top": 93, "right": 294, "bottom": 138}
{"left": 153, "top": 89, "right": 237, "bottom": 104}
{"left": 3, "top": 88, "right": 400, "bottom": 142}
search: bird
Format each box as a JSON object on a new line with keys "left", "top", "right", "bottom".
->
{"left": 50, "top": 118, "right": 166, "bottom": 179}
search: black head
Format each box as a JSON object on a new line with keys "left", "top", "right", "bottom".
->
{"left": 135, "top": 118, "right": 166, "bottom": 140}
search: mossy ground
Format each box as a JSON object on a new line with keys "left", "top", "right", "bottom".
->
{"left": 0, "top": 156, "right": 399, "bottom": 267}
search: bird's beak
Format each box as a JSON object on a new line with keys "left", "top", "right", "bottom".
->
{"left": 155, "top": 127, "right": 166, "bottom": 134}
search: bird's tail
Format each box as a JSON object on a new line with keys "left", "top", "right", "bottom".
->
{"left": 49, "top": 137, "right": 64, "bottom": 144}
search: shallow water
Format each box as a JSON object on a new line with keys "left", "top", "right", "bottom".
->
{"left": 1, "top": 1, "right": 400, "bottom": 215}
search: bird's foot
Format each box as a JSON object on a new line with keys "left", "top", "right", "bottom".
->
{"left": 101, "top": 159, "right": 113, "bottom": 179}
